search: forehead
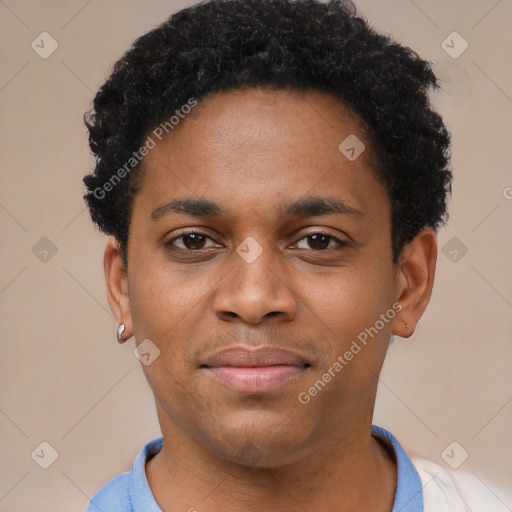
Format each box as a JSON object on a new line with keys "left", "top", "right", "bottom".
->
{"left": 134, "top": 87, "right": 386, "bottom": 218}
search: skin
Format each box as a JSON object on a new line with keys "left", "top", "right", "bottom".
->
{"left": 104, "top": 87, "right": 437, "bottom": 512}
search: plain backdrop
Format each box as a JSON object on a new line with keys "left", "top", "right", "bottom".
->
{"left": 0, "top": 0, "right": 511, "bottom": 510}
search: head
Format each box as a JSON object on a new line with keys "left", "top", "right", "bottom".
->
{"left": 83, "top": 0, "right": 451, "bottom": 467}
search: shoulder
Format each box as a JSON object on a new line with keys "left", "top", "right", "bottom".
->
{"left": 86, "top": 471, "right": 131, "bottom": 512}
{"left": 410, "top": 456, "right": 511, "bottom": 512}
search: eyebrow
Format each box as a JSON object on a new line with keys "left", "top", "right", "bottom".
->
{"left": 150, "top": 196, "right": 363, "bottom": 221}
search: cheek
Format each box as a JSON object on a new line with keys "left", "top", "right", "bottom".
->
{"left": 127, "top": 263, "right": 210, "bottom": 405}
{"left": 302, "top": 263, "right": 395, "bottom": 346}
{"left": 296, "top": 266, "right": 395, "bottom": 412}
{"left": 128, "top": 256, "right": 215, "bottom": 343}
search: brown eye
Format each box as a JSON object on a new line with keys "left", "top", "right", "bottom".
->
{"left": 165, "top": 232, "right": 218, "bottom": 251}
{"left": 306, "top": 234, "right": 330, "bottom": 250}
{"left": 294, "top": 233, "right": 349, "bottom": 251}
{"left": 181, "top": 233, "right": 207, "bottom": 249}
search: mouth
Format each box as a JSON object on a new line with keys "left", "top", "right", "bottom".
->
{"left": 200, "top": 346, "right": 311, "bottom": 394}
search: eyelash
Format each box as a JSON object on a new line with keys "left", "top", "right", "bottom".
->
{"left": 164, "top": 230, "right": 350, "bottom": 252}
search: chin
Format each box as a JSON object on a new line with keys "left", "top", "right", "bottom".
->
{"left": 193, "top": 409, "right": 316, "bottom": 468}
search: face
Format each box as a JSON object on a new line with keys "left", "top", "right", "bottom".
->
{"left": 115, "top": 88, "right": 408, "bottom": 467}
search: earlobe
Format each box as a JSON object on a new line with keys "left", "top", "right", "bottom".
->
{"left": 391, "top": 227, "right": 437, "bottom": 338}
{"left": 104, "top": 236, "right": 133, "bottom": 340}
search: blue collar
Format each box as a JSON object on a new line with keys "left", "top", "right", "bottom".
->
{"left": 89, "top": 425, "right": 423, "bottom": 511}
{"left": 371, "top": 425, "right": 423, "bottom": 511}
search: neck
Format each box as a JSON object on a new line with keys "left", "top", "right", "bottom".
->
{"left": 146, "top": 414, "right": 397, "bottom": 512}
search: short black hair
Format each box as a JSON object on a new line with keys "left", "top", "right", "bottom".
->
{"left": 83, "top": 0, "right": 452, "bottom": 268}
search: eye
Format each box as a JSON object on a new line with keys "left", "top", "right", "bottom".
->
{"left": 165, "top": 231, "right": 220, "bottom": 251}
{"left": 294, "top": 232, "right": 349, "bottom": 251}
{"left": 164, "top": 230, "right": 349, "bottom": 253}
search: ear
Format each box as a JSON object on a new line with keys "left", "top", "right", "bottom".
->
{"left": 104, "top": 235, "right": 133, "bottom": 340}
{"left": 391, "top": 227, "right": 437, "bottom": 338}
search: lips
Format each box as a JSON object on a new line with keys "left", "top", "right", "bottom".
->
{"left": 201, "top": 347, "right": 310, "bottom": 393}
{"left": 204, "top": 347, "right": 308, "bottom": 368}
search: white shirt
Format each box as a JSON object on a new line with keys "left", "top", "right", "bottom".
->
{"left": 412, "top": 456, "right": 511, "bottom": 511}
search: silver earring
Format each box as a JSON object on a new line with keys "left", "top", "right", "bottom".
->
{"left": 117, "top": 324, "right": 126, "bottom": 344}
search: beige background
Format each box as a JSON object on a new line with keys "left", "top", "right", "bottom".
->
{"left": 0, "top": 0, "right": 511, "bottom": 510}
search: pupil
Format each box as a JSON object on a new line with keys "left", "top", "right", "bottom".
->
{"left": 308, "top": 234, "right": 329, "bottom": 250}
{"left": 184, "top": 233, "right": 205, "bottom": 249}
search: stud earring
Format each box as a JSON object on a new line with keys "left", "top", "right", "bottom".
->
{"left": 117, "top": 324, "right": 127, "bottom": 344}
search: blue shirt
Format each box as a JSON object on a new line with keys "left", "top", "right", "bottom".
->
{"left": 87, "top": 425, "right": 423, "bottom": 511}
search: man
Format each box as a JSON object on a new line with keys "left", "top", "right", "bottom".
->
{"left": 83, "top": 0, "right": 508, "bottom": 510}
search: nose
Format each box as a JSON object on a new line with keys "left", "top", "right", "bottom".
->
{"left": 213, "top": 241, "right": 298, "bottom": 325}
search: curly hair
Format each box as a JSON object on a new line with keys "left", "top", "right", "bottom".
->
{"left": 83, "top": 0, "right": 452, "bottom": 268}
